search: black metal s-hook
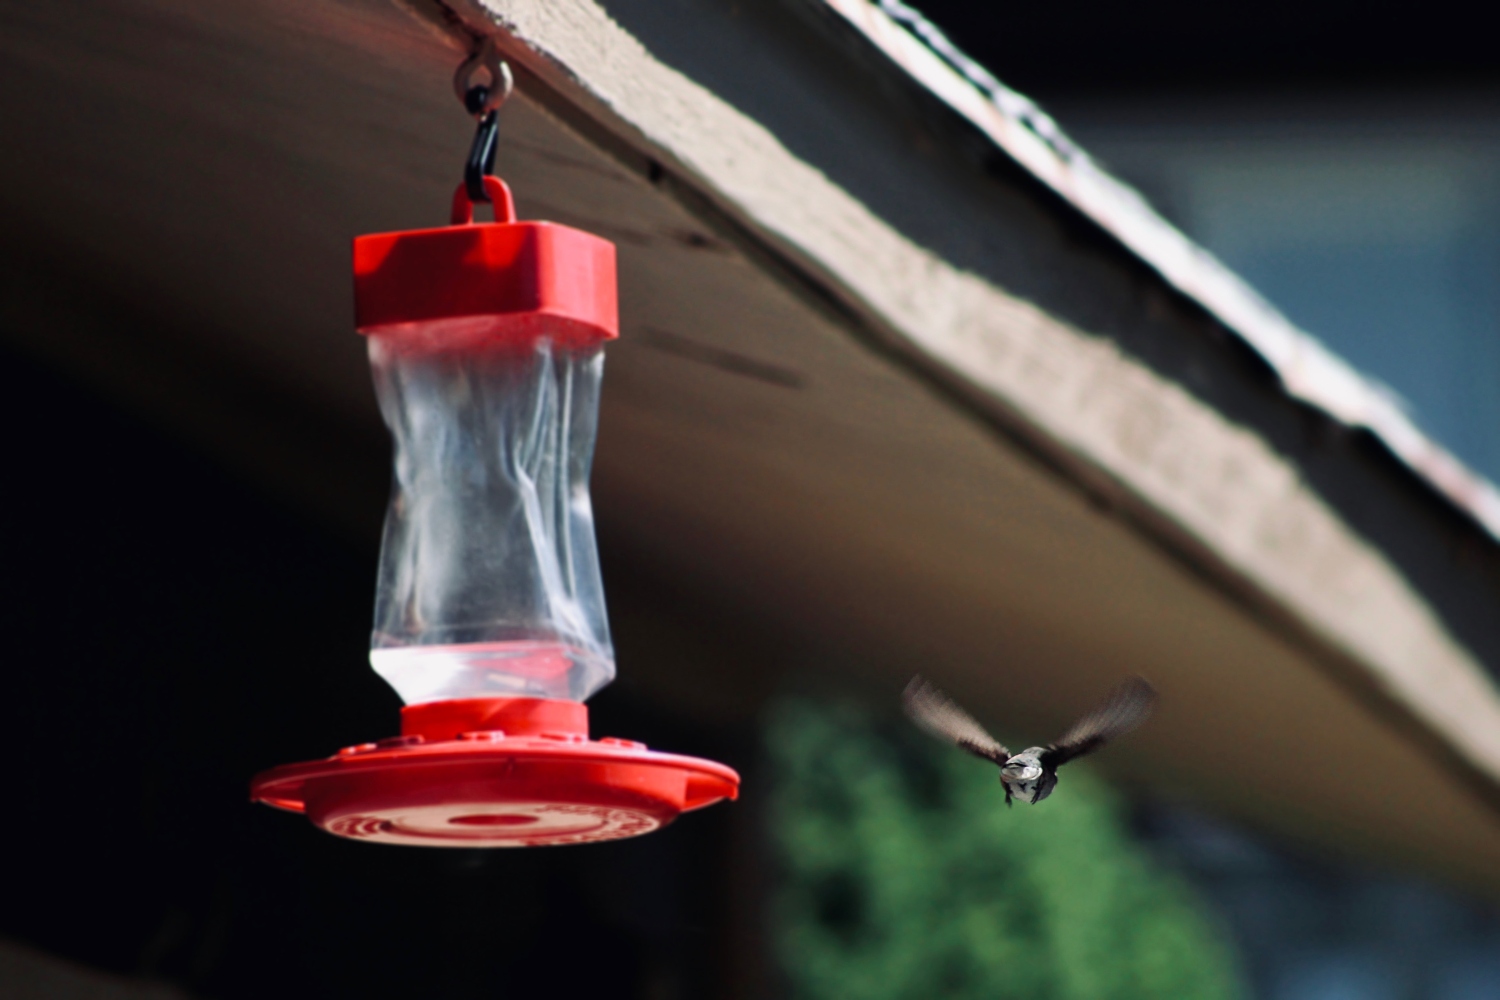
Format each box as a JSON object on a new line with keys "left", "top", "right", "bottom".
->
{"left": 454, "top": 39, "right": 513, "bottom": 204}
{"left": 465, "top": 109, "right": 500, "bottom": 203}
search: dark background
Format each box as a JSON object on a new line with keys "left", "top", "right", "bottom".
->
{"left": 911, "top": 0, "right": 1500, "bottom": 100}
{"left": 0, "top": 340, "right": 753, "bottom": 998}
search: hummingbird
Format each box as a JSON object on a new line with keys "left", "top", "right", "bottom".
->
{"left": 902, "top": 674, "right": 1157, "bottom": 806}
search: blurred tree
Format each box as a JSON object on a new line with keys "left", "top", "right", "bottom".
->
{"left": 766, "top": 697, "right": 1244, "bottom": 1000}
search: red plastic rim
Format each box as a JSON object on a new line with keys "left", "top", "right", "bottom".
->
{"left": 250, "top": 698, "right": 739, "bottom": 848}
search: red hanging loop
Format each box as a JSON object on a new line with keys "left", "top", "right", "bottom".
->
{"left": 450, "top": 176, "right": 516, "bottom": 225}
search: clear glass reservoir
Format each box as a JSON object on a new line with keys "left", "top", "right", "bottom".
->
{"left": 366, "top": 324, "right": 613, "bottom": 704}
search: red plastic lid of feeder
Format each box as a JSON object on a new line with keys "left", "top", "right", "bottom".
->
{"left": 352, "top": 176, "right": 618, "bottom": 345}
{"left": 251, "top": 698, "right": 740, "bottom": 847}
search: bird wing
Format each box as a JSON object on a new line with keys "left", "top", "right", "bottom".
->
{"left": 902, "top": 675, "right": 1009, "bottom": 763}
{"left": 1042, "top": 676, "right": 1157, "bottom": 768}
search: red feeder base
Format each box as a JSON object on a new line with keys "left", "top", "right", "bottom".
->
{"left": 250, "top": 698, "right": 739, "bottom": 847}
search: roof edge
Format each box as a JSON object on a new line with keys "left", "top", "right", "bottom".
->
{"left": 424, "top": 0, "right": 1500, "bottom": 811}
{"left": 822, "top": 0, "right": 1500, "bottom": 544}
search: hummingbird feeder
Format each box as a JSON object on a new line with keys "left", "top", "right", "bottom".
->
{"left": 250, "top": 44, "right": 739, "bottom": 846}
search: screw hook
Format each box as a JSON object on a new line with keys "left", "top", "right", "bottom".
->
{"left": 454, "top": 37, "right": 513, "bottom": 115}
{"left": 454, "top": 38, "right": 514, "bottom": 204}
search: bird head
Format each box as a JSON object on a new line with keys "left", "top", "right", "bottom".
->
{"left": 1000, "top": 750, "right": 1044, "bottom": 782}
{"left": 999, "top": 749, "right": 1056, "bottom": 805}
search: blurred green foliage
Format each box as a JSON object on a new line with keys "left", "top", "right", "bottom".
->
{"left": 766, "top": 696, "right": 1245, "bottom": 1000}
